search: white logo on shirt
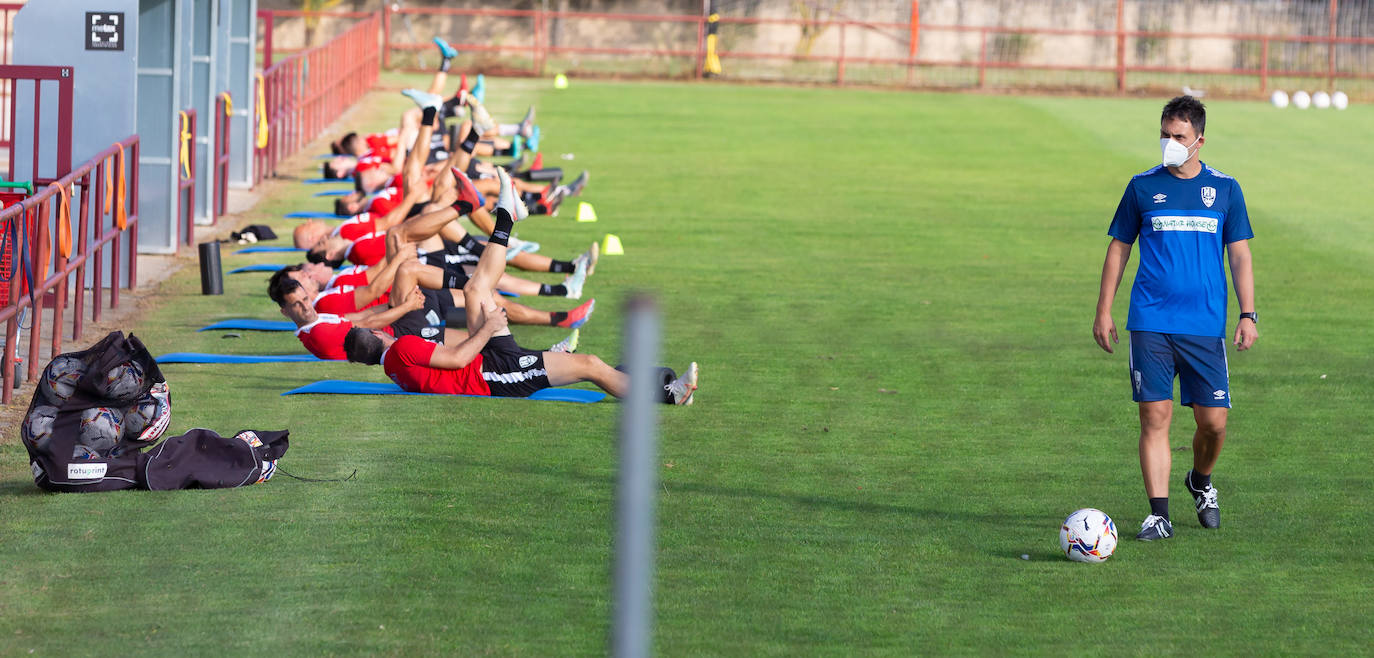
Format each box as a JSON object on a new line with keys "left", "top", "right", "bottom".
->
{"left": 1151, "top": 216, "right": 1217, "bottom": 233}
{"left": 1201, "top": 186, "right": 1216, "bottom": 208}
{"left": 1152, "top": 193, "right": 1167, "bottom": 204}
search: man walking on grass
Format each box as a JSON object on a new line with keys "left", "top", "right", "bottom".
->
{"left": 1093, "top": 95, "right": 1258, "bottom": 541}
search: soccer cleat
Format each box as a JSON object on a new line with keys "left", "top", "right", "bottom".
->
{"left": 511, "top": 135, "right": 524, "bottom": 159}
{"left": 1135, "top": 514, "right": 1174, "bottom": 541}
{"left": 401, "top": 88, "right": 444, "bottom": 111}
{"left": 548, "top": 328, "right": 579, "bottom": 353}
{"left": 563, "top": 258, "right": 588, "bottom": 299}
{"left": 565, "top": 170, "right": 589, "bottom": 197}
{"left": 505, "top": 236, "right": 540, "bottom": 260}
{"left": 433, "top": 36, "right": 458, "bottom": 59}
{"left": 495, "top": 168, "right": 529, "bottom": 221}
{"left": 519, "top": 105, "right": 536, "bottom": 138}
{"left": 468, "top": 98, "right": 495, "bottom": 135}
{"left": 527, "top": 125, "right": 541, "bottom": 153}
{"left": 1184, "top": 470, "right": 1221, "bottom": 529}
{"left": 666, "top": 362, "right": 699, "bottom": 406}
{"left": 472, "top": 74, "right": 486, "bottom": 104}
{"left": 557, "top": 298, "right": 595, "bottom": 329}
{"left": 449, "top": 166, "right": 485, "bottom": 215}
{"left": 573, "top": 240, "right": 599, "bottom": 276}
{"left": 530, "top": 152, "right": 544, "bottom": 170}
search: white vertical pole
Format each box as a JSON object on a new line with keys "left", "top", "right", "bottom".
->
{"left": 612, "top": 295, "right": 660, "bottom": 658}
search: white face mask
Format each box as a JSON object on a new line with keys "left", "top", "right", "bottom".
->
{"left": 1161, "top": 136, "right": 1200, "bottom": 168}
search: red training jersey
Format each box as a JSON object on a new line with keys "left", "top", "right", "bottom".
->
{"left": 345, "top": 230, "right": 387, "bottom": 267}
{"left": 383, "top": 335, "right": 491, "bottom": 396}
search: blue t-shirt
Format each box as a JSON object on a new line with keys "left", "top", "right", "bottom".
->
{"left": 1108, "top": 163, "right": 1253, "bottom": 338}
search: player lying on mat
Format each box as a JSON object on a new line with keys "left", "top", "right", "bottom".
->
{"left": 344, "top": 168, "right": 698, "bottom": 404}
{"left": 268, "top": 265, "right": 581, "bottom": 361}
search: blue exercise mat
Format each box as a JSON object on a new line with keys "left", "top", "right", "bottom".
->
{"left": 158, "top": 353, "right": 324, "bottom": 364}
{"left": 282, "top": 379, "right": 607, "bottom": 403}
{"left": 285, "top": 211, "right": 353, "bottom": 220}
{"left": 303, "top": 177, "right": 353, "bottom": 184}
{"left": 314, "top": 189, "right": 352, "bottom": 197}
{"left": 198, "top": 319, "right": 297, "bottom": 332}
{"left": 228, "top": 264, "right": 288, "bottom": 274}
{"left": 234, "top": 246, "right": 305, "bottom": 254}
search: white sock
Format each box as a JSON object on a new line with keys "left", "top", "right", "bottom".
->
{"left": 498, "top": 123, "right": 519, "bottom": 137}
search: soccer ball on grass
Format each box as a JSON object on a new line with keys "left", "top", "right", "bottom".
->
{"left": 1059, "top": 508, "right": 1118, "bottom": 563}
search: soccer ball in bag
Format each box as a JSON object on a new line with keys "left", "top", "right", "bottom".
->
{"left": 1060, "top": 508, "right": 1118, "bottom": 563}
{"left": 97, "top": 359, "right": 147, "bottom": 402}
{"left": 78, "top": 406, "right": 125, "bottom": 456}
{"left": 123, "top": 382, "right": 171, "bottom": 443}
{"left": 22, "top": 404, "right": 61, "bottom": 454}
{"left": 39, "top": 355, "right": 87, "bottom": 404}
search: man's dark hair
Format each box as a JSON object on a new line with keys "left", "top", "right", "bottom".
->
{"left": 266, "top": 265, "right": 305, "bottom": 307}
{"left": 330, "top": 140, "right": 344, "bottom": 156}
{"left": 344, "top": 327, "right": 385, "bottom": 365}
{"left": 334, "top": 196, "right": 357, "bottom": 217}
{"left": 1162, "top": 95, "right": 1206, "bottom": 136}
{"left": 322, "top": 161, "right": 343, "bottom": 180}
{"left": 339, "top": 132, "right": 360, "bottom": 154}
{"left": 305, "top": 249, "right": 343, "bottom": 268}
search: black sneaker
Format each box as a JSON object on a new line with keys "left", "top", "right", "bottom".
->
{"left": 1135, "top": 514, "right": 1174, "bottom": 541}
{"left": 1184, "top": 469, "right": 1220, "bottom": 529}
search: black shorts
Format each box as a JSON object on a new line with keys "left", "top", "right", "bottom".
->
{"left": 479, "top": 335, "right": 550, "bottom": 398}
{"left": 418, "top": 240, "right": 476, "bottom": 289}
{"left": 390, "top": 288, "right": 454, "bottom": 342}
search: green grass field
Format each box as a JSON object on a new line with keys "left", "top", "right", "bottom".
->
{"left": 3, "top": 74, "right": 1373, "bottom": 655}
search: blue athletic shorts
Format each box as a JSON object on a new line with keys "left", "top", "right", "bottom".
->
{"left": 1128, "top": 331, "right": 1231, "bottom": 408}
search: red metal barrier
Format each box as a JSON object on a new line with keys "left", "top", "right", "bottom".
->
{"left": 178, "top": 109, "right": 196, "bottom": 247}
{"left": 254, "top": 12, "right": 380, "bottom": 184}
{"left": 2, "top": 64, "right": 73, "bottom": 185}
{"left": 214, "top": 91, "right": 231, "bottom": 219}
{"left": 367, "top": 2, "right": 1374, "bottom": 95}
{"left": 0, "top": 136, "right": 140, "bottom": 405}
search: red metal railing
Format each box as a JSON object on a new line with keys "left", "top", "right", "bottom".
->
{"left": 363, "top": 1, "right": 1373, "bottom": 95}
{"left": 214, "top": 91, "right": 231, "bottom": 219}
{"left": 177, "top": 108, "right": 196, "bottom": 247}
{"left": 254, "top": 11, "right": 379, "bottom": 184}
{"left": 0, "top": 136, "right": 140, "bottom": 404}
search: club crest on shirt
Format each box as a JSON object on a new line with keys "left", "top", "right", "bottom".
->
{"left": 1201, "top": 186, "right": 1216, "bottom": 208}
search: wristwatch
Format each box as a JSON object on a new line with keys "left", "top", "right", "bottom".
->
{"left": 1239, "top": 312, "right": 1258, "bottom": 324}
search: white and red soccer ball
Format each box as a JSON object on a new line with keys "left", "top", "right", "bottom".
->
{"left": 1060, "top": 508, "right": 1118, "bottom": 563}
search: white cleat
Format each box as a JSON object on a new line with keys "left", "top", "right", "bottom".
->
{"left": 548, "top": 328, "right": 579, "bottom": 353}
{"left": 666, "top": 362, "right": 699, "bottom": 406}
{"left": 563, "top": 257, "right": 588, "bottom": 299}
{"left": 467, "top": 98, "right": 496, "bottom": 135}
{"left": 573, "top": 240, "right": 599, "bottom": 276}
{"left": 495, "top": 168, "right": 529, "bottom": 222}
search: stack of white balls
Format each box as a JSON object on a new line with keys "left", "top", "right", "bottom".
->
{"left": 1272, "top": 89, "right": 1349, "bottom": 110}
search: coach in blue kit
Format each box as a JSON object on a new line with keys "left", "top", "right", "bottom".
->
{"left": 1092, "top": 95, "right": 1258, "bottom": 542}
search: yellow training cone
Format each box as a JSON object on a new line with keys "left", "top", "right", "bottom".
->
{"left": 554, "top": 73, "right": 569, "bottom": 89}
{"left": 576, "top": 201, "right": 597, "bottom": 222}
{"left": 601, "top": 233, "right": 624, "bottom": 255}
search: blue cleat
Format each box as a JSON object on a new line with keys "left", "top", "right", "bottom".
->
{"left": 472, "top": 74, "right": 486, "bottom": 104}
{"left": 433, "top": 37, "right": 458, "bottom": 59}
{"left": 527, "top": 124, "right": 541, "bottom": 153}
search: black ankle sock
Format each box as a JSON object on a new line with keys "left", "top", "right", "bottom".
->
{"left": 438, "top": 58, "right": 452, "bottom": 73}
{"left": 493, "top": 143, "right": 515, "bottom": 157}
{"left": 1190, "top": 470, "right": 1211, "bottom": 491}
{"left": 490, "top": 214, "right": 513, "bottom": 246}
{"left": 549, "top": 311, "right": 568, "bottom": 326}
{"left": 458, "top": 234, "right": 485, "bottom": 255}
{"left": 538, "top": 284, "right": 568, "bottom": 297}
{"left": 460, "top": 126, "right": 480, "bottom": 153}
{"left": 548, "top": 259, "right": 574, "bottom": 274}
{"left": 1149, "top": 497, "right": 1170, "bottom": 520}
{"left": 421, "top": 107, "right": 438, "bottom": 127}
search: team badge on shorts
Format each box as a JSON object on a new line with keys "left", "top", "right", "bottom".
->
{"left": 1201, "top": 186, "right": 1216, "bottom": 207}
{"left": 519, "top": 355, "right": 537, "bottom": 368}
